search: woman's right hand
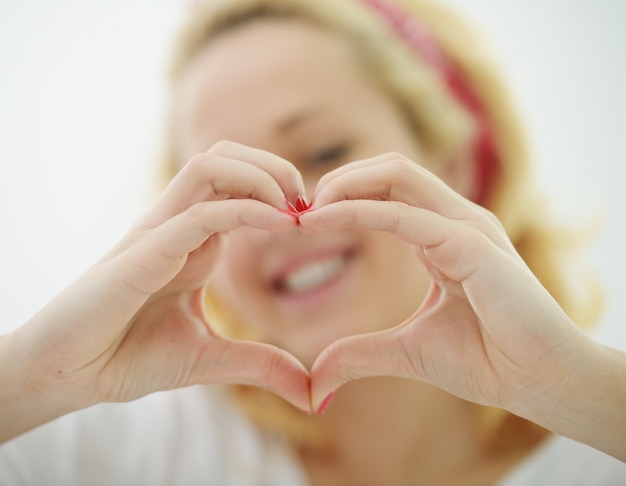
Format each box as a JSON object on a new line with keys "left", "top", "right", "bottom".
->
{"left": 0, "top": 142, "right": 311, "bottom": 442}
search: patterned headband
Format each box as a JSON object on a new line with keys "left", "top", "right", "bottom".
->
{"left": 359, "top": 0, "right": 500, "bottom": 206}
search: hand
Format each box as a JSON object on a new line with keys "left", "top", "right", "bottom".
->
{"left": 2, "top": 142, "right": 311, "bottom": 441}
{"left": 300, "top": 153, "right": 588, "bottom": 415}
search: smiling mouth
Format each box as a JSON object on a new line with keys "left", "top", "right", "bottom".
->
{"left": 272, "top": 249, "right": 356, "bottom": 296}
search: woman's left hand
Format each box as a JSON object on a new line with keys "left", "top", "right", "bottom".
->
{"left": 299, "top": 153, "right": 589, "bottom": 417}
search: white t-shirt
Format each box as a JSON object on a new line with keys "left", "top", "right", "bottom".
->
{"left": 1, "top": 385, "right": 625, "bottom": 485}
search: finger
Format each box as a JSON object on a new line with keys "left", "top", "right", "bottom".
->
{"left": 210, "top": 142, "right": 306, "bottom": 203}
{"left": 313, "top": 154, "right": 475, "bottom": 221}
{"left": 72, "top": 200, "right": 294, "bottom": 351}
{"left": 199, "top": 339, "right": 312, "bottom": 413}
{"left": 312, "top": 152, "right": 399, "bottom": 197}
{"left": 117, "top": 199, "right": 296, "bottom": 297}
{"left": 157, "top": 233, "right": 227, "bottom": 293}
{"left": 139, "top": 157, "right": 286, "bottom": 229}
{"left": 300, "top": 198, "right": 454, "bottom": 248}
{"left": 139, "top": 141, "right": 306, "bottom": 229}
{"left": 310, "top": 327, "right": 416, "bottom": 413}
{"left": 300, "top": 198, "right": 511, "bottom": 260}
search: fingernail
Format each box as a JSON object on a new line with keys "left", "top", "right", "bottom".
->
{"left": 283, "top": 199, "right": 296, "bottom": 213}
{"left": 295, "top": 195, "right": 313, "bottom": 213}
{"left": 316, "top": 391, "right": 335, "bottom": 415}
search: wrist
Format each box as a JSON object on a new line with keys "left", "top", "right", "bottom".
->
{"left": 509, "top": 331, "right": 626, "bottom": 460}
{"left": 0, "top": 332, "right": 93, "bottom": 443}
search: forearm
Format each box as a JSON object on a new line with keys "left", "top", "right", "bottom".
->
{"left": 514, "top": 334, "right": 626, "bottom": 461}
{"left": 0, "top": 333, "right": 87, "bottom": 444}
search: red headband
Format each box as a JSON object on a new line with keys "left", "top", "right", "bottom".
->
{"left": 359, "top": 0, "right": 500, "bottom": 206}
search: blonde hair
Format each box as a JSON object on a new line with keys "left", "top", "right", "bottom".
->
{"left": 161, "top": 0, "right": 602, "bottom": 451}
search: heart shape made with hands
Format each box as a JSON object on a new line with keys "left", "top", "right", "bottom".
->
{"left": 195, "top": 149, "right": 536, "bottom": 418}
{"left": 73, "top": 142, "right": 536, "bottom": 423}
{"left": 189, "top": 147, "right": 546, "bottom": 419}
{"left": 214, "top": 194, "right": 431, "bottom": 415}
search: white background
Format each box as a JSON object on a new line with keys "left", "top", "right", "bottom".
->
{"left": 1, "top": 1, "right": 625, "bottom": 350}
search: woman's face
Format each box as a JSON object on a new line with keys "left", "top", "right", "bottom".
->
{"left": 175, "top": 20, "right": 462, "bottom": 368}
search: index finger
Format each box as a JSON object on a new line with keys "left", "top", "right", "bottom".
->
{"left": 312, "top": 153, "right": 476, "bottom": 222}
{"left": 204, "top": 142, "right": 305, "bottom": 203}
{"left": 139, "top": 141, "right": 306, "bottom": 229}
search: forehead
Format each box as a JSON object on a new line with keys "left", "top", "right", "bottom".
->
{"left": 174, "top": 20, "right": 388, "bottom": 155}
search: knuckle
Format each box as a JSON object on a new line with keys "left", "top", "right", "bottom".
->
{"left": 386, "top": 154, "right": 415, "bottom": 177}
{"left": 263, "top": 352, "right": 284, "bottom": 384}
{"left": 187, "top": 201, "right": 204, "bottom": 220}
{"left": 274, "top": 162, "right": 298, "bottom": 183}
{"left": 469, "top": 205, "right": 507, "bottom": 239}
{"left": 323, "top": 341, "right": 346, "bottom": 374}
{"left": 460, "top": 225, "right": 490, "bottom": 248}
{"left": 208, "top": 139, "right": 238, "bottom": 155}
{"left": 186, "top": 202, "right": 213, "bottom": 236}
{"left": 323, "top": 341, "right": 361, "bottom": 382}
{"left": 477, "top": 205, "right": 502, "bottom": 227}
{"left": 382, "top": 151, "right": 409, "bottom": 163}
{"left": 185, "top": 152, "right": 208, "bottom": 170}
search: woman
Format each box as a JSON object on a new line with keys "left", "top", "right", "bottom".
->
{"left": 1, "top": 0, "right": 625, "bottom": 484}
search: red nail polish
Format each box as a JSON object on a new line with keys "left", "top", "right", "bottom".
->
{"left": 316, "top": 391, "right": 335, "bottom": 415}
{"left": 285, "top": 199, "right": 298, "bottom": 214}
{"left": 294, "top": 196, "right": 312, "bottom": 213}
{"left": 283, "top": 197, "right": 314, "bottom": 227}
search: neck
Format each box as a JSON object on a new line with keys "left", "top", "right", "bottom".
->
{"left": 299, "top": 377, "right": 545, "bottom": 486}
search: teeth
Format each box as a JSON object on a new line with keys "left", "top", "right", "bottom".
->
{"left": 284, "top": 256, "right": 345, "bottom": 294}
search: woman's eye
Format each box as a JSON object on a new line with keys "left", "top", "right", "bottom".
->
{"left": 309, "top": 144, "right": 350, "bottom": 165}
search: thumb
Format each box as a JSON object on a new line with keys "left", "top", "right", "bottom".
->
{"left": 196, "top": 339, "right": 312, "bottom": 413}
{"left": 310, "top": 327, "right": 417, "bottom": 413}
